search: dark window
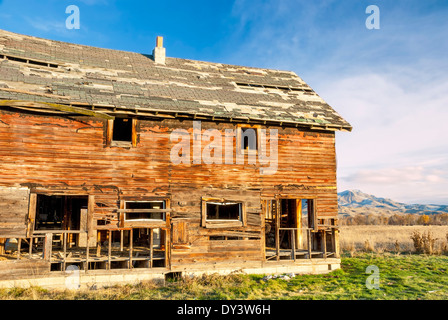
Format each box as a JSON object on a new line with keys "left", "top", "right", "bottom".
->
{"left": 113, "top": 118, "right": 133, "bottom": 142}
{"left": 125, "top": 201, "right": 166, "bottom": 221}
{"left": 35, "top": 195, "right": 87, "bottom": 231}
{"left": 206, "top": 202, "right": 242, "bottom": 221}
{"left": 241, "top": 127, "right": 257, "bottom": 151}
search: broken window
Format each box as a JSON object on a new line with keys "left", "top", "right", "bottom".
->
{"left": 124, "top": 201, "right": 166, "bottom": 221}
{"left": 301, "top": 199, "right": 317, "bottom": 230}
{"left": 34, "top": 195, "right": 88, "bottom": 231}
{"left": 206, "top": 201, "right": 242, "bottom": 221}
{"left": 201, "top": 198, "right": 246, "bottom": 228}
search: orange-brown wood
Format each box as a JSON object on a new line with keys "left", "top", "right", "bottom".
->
{"left": 0, "top": 110, "right": 339, "bottom": 269}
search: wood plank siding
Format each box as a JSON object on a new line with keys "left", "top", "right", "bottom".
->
{"left": 0, "top": 110, "right": 338, "bottom": 270}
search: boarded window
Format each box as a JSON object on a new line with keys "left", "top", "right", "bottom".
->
{"left": 0, "top": 187, "right": 30, "bottom": 238}
{"left": 124, "top": 201, "right": 166, "bottom": 221}
{"left": 172, "top": 221, "right": 188, "bottom": 245}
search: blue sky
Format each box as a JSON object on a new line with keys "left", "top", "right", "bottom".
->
{"left": 1, "top": 0, "right": 448, "bottom": 204}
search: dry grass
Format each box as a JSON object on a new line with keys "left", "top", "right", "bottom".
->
{"left": 339, "top": 225, "right": 448, "bottom": 255}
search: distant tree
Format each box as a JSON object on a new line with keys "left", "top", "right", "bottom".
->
{"left": 417, "top": 214, "right": 430, "bottom": 226}
{"left": 379, "top": 215, "right": 389, "bottom": 225}
{"left": 354, "top": 215, "right": 367, "bottom": 225}
{"left": 366, "top": 214, "right": 379, "bottom": 225}
{"left": 404, "top": 214, "right": 417, "bottom": 226}
{"left": 388, "top": 214, "right": 406, "bottom": 225}
{"left": 439, "top": 214, "right": 448, "bottom": 225}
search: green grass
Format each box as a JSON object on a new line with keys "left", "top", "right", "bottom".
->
{"left": 1, "top": 252, "right": 448, "bottom": 300}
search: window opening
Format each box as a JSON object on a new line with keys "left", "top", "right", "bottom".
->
{"left": 206, "top": 202, "right": 242, "bottom": 221}
{"left": 241, "top": 127, "right": 258, "bottom": 151}
{"left": 124, "top": 201, "right": 166, "bottom": 221}
{"left": 113, "top": 118, "right": 133, "bottom": 142}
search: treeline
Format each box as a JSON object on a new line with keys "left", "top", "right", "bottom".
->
{"left": 339, "top": 213, "right": 448, "bottom": 226}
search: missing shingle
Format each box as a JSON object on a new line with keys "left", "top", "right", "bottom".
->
{"left": 235, "top": 82, "right": 313, "bottom": 93}
{"left": 1, "top": 54, "right": 59, "bottom": 69}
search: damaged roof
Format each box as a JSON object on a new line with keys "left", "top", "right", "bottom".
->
{"left": 0, "top": 29, "right": 352, "bottom": 131}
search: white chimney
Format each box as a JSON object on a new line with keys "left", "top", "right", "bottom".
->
{"left": 152, "top": 36, "right": 166, "bottom": 64}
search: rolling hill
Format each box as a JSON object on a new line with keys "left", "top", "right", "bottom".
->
{"left": 338, "top": 190, "right": 448, "bottom": 217}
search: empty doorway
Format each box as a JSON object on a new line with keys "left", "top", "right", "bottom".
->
{"left": 264, "top": 198, "right": 316, "bottom": 260}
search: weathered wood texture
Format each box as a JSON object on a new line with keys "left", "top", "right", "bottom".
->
{"left": 0, "top": 110, "right": 338, "bottom": 269}
{"left": 0, "top": 259, "right": 50, "bottom": 280}
{"left": 0, "top": 187, "right": 30, "bottom": 238}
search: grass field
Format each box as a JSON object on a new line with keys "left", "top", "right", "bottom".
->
{"left": 1, "top": 225, "right": 448, "bottom": 300}
{"left": 1, "top": 252, "right": 448, "bottom": 300}
{"left": 340, "top": 225, "right": 448, "bottom": 253}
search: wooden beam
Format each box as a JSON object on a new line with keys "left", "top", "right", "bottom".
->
{"left": 129, "top": 228, "right": 133, "bottom": 269}
{"left": 290, "top": 231, "right": 296, "bottom": 261}
{"left": 63, "top": 232, "right": 67, "bottom": 271}
{"left": 296, "top": 199, "right": 303, "bottom": 249}
{"left": 17, "top": 238, "right": 21, "bottom": 260}
{"left": 87, "top": 195, "right": 95, "bottom": 243}
{"left": 260, "top": 200, "right": 266, "bottom": 264}
{"left": 119, "top": 200, "right": 125, "bottom": 228}
{"left": 27, "top": 193, "right": 37, "bottom": 237}
{"left": 108, "top": 230, "right": 111, "bottom": 270}
{"left": 149, "top": 228, "right": 153, "bottom": 268}
{"left": 117, "top": 208, "right": 171, "bottom": 213}
{"left": 106, "top": 119, "right": 114, "bottom": 146}
{"left": 43, "top": 233, "right": 53, "bottom": 262}
{"left": 132, "top": 118, "right": 138, "bottom": 147}
{"left": 86, "top": 233, "right": 90, "bottom": 271}
{"left": 0, "top": 238, "right": 5, "bottom": 255}
{"left": 307, "top": 229, "right": 312, "bottom": 259}
{"left": 0, "top": 100, "right": 115, "bottom": 120}
{"left": 333, "top": 229, "right": 340, "bottom": 258}
{"left": 322, "top": 230, "right": 327, "bottom": 258}
{"left": 275, "top": 200, "right": 280, "bottom": 262}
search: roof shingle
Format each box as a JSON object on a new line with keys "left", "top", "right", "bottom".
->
{"left": 0, "top": 29, "right": 351, "bottom": 131}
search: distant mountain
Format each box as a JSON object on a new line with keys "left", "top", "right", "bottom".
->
{"left": 338, "top": 190, "right": 448, "bottom": 217}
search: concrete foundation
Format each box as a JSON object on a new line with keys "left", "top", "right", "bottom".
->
{"left": 0, "top": 258, "right": 340, "bottom": 290}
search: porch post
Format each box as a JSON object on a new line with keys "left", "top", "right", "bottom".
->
{"left": 275, "top": 200, "right": 280, "bottom": 261}
{"left": 43, "top": 233, "right": 53, "bottom": 261}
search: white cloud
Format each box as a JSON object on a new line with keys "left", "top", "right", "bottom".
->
{"left": 25, "top": 17, "right": 66, "bottom": 33}
{"left": 329, "top": 67, "right": 448, "bottom": 204}
{"left": 228, "top": 0, "right": 448, "bottom": 204}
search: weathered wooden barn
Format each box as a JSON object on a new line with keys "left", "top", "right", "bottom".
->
{"left": 0, "top": 29, "right": 351, "bottom": 288}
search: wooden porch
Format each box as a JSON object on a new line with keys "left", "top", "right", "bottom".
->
{"left": 0, "top": 228, "right": 168, "bottom": 272}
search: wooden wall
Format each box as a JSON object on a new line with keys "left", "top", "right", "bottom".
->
{"left": 0, "top": 187, "right": 30, "bottom": 238}
{"left": 0, "top": 110, "right": 338, "bottom": 268}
